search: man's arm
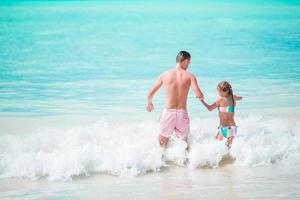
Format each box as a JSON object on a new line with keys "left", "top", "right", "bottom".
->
{"left": 146, "top": 74, "right": 163, "bottom": 112}
{"left": 190, "top": 75, "right": 204, "bottom": 100}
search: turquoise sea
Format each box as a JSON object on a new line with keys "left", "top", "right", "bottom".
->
{"left": 0, "top": 0, "right": 299, "bottom": 117}
{"left": 0, "top": 1, "right": 300, "bottom": 200}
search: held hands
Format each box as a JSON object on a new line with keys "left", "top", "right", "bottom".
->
{"left": 199, "top": 95, "right": 205, "bottom": 101}
{"left": 146, "top": 102, "right": 154, "bottom": 112}
{"left": 196, "top": 93, "right": 204, "bottom": 101}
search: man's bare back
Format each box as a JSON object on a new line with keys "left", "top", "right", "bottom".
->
{"left": 146, "top": 51, "right": 204, "bottom": 147}
{"left": 147, "top": 67, "right": 203, "bottom": 112}
{"left": 161, "top": 68, "right": 197, "bottom": 110}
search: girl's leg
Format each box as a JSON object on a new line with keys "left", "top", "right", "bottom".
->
{"left": 216, "top": 132, "right": 223, "bottom": 140}
{"left": 226, "top": 136, "right": 234, "bottom": 148}
{"left": 215, "top": 132, "right": 219, "bottom": 139}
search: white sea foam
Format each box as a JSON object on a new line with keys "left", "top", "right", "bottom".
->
{"left": 0, "top": 114, "right": 299, "bottom": 181}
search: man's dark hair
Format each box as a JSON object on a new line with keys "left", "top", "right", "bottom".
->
{"left": 176, "top": 51, "right": 191, "bottom": 63}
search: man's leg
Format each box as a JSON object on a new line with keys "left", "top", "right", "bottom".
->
{"left": 183, "top": 136, "right": 189, "bottom": 151}
{"left": 158, "top": 134, "right": 169, "bottom": 148}
{"left": 174, "top": 129, "right": 189, "bottom": 150}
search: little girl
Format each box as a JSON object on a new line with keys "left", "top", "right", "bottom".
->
{"left": 201, "top": 81, "right": 242, "bottom": 148}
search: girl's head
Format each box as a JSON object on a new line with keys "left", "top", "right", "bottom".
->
{"left": 217, "top": 81, "right": 233, "bottom": 97}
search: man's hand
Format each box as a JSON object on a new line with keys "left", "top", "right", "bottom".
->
{"left": 146, "top": 74, "right": 163, "bottom": 113}
{"left": 146, "top": 102, "right": 154, "bottom": 112}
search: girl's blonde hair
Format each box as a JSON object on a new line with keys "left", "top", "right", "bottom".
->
{"left": 217, "top": 81, "right": 234, "bottom": 104}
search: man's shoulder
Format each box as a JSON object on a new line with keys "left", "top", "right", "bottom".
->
{"left": 161, "top": 68, "right": 195, "bottom": 78}
{"left": 161, "top": 68, "right": 175, "bottom": 76}
{"left": 160, "top": 70, "right": 171, "bottom": 77}
{"left": 185, "top": 71, "right": 196, "bottom": 79}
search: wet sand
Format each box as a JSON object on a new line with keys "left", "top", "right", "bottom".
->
{"left": 1, "top": 165, "right": 299, "bottom": 200}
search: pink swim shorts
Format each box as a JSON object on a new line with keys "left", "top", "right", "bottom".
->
{"left": 159, "top": 109, "right": 190, "bottom": 139}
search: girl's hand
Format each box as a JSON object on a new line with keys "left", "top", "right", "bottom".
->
{"left": 234, "top": 95, "right": 243, "bottom": 101}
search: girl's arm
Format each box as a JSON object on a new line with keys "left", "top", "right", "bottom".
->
{"left": 234, "top": 95, "right": 242, "bottom": 101}
{"left": 201, "top": 98, "right": 221, "bottom": 111}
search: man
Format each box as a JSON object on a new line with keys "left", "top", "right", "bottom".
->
{"left": 146, "top": 51, "right": 204, "bottom": 147}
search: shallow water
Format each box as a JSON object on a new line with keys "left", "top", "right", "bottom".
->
{"left": 1, "top": 166, "right": 299, "bottom": 200}
{"left": 0, "top": 114, "right": 299, "bottom": 181}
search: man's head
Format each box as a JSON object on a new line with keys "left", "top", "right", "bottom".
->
{"left": 176, "top": 51, "right": 191, "bottom": 69}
